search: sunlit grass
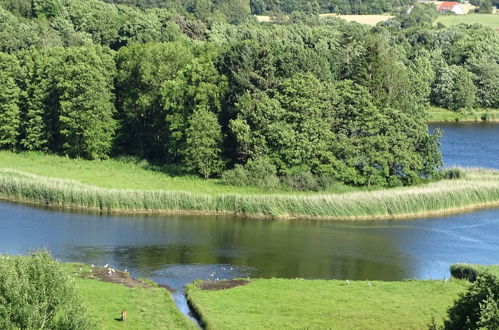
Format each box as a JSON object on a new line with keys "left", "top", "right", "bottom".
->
{"left": 0, "top": 151, "right": 357, "bottom": 195}
{"left": 428, "top": 106, "right": 499, "bottom": 122}
{"left": 2, "top": 166, "right": 499, "bottom": 220}
{"left": 436, "top": 14, "right": 499, "bottom": 29}
{"left": 76, "top": 278, "right": 195, "bottom": 330}
{"left": 0, "top": 258, "right": 195, "bottom": 330}
{"left": 186, "top": 278, "right": 468, "bottom": 329}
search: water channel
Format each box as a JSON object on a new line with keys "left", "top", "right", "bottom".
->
{"left": 0, "top": 123, "right": 498, "bottom": 318}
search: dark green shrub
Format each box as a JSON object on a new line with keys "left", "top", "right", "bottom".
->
{"left": 450, "top": 263, "right": 483, "bottom": 282}
{"left": 222, "top": 158, "right": 279, "bottom": 189}
{"left": 281, "top": 171, "right": 318, "bottom": 191}
{"left": 0, "top": 251, "right": 93, "bottom": 330}
{"left": 221, "top": 164, "right": 249, "bottom": 186}
{"left": 450, "top": 263, "right": 499, "bottom": 282}
{"left": 441, "top": 168, "right": 463, "bottom": 180}
{"left": 316, "top": 174, "right": 337, "bottom": 191}
{"left": 445, "top": 272, "right": 499, "bottom": 329}
{"left": 245, "top": 157, "right": 279, "bottom": 189}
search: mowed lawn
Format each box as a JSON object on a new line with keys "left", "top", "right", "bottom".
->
{"left": 186, "top": 278, "right": 468, "bottom": 330}
{"left": 436, "top": 14, "right": 499, "bottom": 29}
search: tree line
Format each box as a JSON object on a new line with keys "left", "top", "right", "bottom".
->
{"left": 0, "top": 0, "right": 498, "bottom": 187}
{"left": 101, "top": 0, "right": 408, "bottom": 16}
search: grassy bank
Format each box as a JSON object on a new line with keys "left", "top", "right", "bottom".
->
{"left": 428, "top": 107, "right": 499, "bottom": 122}
{"left": 3, "top": 152, "right": 499, "bottom": 220}
{"left": 0, "top": 257, "right": 196, "bottom": 330}
{"left": 73, "top": 271, "right": 196, "bottom": 329}
{"left": 0, "top": 151, "right": 356, "bottom": 195}
{"left": 186, "top": 278, "right": 468, "bottom": 329}
{"left": 435, "top": 14, "right": 499, "bottom": 30}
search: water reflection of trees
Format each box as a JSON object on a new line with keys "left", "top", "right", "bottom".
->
{"left": 71, "top": 216, "right": 414, "bottom": 280}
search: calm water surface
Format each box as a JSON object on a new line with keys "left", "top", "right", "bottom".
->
{"left": 429, "top": 122, "right": 499, "bottom": 169}
{"left": 1, "top": 123, "right": 498, "bottom": 317}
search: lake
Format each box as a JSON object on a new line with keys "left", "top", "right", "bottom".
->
{"left": 429, "top": 122, "right": 499, "bottom": 169}
{"left": 1, "top": 123, "right": 498, "bottom": 316}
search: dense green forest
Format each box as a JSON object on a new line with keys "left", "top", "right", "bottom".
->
{"left": 0, "top": 0, "right": 498, "bottom": 187}
{"left": 101, "top": 0, "right": 407, "bottom": 15}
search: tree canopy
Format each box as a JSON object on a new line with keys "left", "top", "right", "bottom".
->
{"left": 1, "top": 0, "right": 498, "bottom": 186}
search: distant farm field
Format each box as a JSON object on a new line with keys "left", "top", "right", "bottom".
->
{"left": 436, "top": 14, "right": 499, "bottom": 29}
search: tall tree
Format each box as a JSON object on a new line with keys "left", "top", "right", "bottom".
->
{"left": 433, "top": 65, "right": 477, "bottom": 111}
{"left": 184, "top": 109, "right": 224, "bottom": 178}
{"left": 57, "top": 46, "right": 116, "bottom": 159}
{"left": 115, "top": 42, "right": 194, "bottom": 159}
{"left": 0, "top": 52, "right": 21, "bottom": 149}
{"left": 161, "top": 44, "right": 227, "bottom": 161}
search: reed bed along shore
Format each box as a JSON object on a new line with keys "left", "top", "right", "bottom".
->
{"left": 2, "top": 168, "right": 499, "bottom": 220}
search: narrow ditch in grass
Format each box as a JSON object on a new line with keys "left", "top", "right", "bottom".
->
{"left": 175, "top": 291, "right": 204, "bottom": 328}
{"left": 184, "top": 280, "right": 251, "bottom": 329}
{"left": 78, "top": 266, "right": 205, "bottom": 328}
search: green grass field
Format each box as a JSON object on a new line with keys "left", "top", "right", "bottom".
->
{"left": 77, "top": 278, "right": 195, "bottom": 330}
{"left": 3, "top": 151, "right": 499, "bottom": 220}
{"left": 65, "top": 263, "right": 196, "bottom": 329}
{"left": 436, "top": 14, "right": 499, "bottom": 29}
{"left": 428, "top": 107, "right": 499, "bottom": 122}
{"left": 186, "top": 278, "right": 468, "bottom": 329}
{"left": 0, "top": 151, "right": 356, "bottom": 195}
{"left": 0, "top": 257, "right": 196, "bottom": 330}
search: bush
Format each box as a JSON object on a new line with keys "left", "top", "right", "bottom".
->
{"left": 451, "top": 264, "right": 484, "bottom": 282}
{"left": 221, "top": 164, "right": 249, "bottom": 186}
{"left": 222, "top": 158, "right": 279, "bottom": 190}
{"left": 281, "top": 171, "right": 319, "bottom": 191}
{"left": 441, "top": 168, "right": 463, "bottom": 180}
{"left": 0, "top": 251, "right": 92, "bottom": 330}
{"left": 316, "top": 174, "right": 337, "bottom": 191}
{"left": 450, "top": 263, "right": 499, "bottom": 282}
{"left": 444, "top": 272, "right": 499, "bottom": 329}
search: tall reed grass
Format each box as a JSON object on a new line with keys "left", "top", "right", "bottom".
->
{"left": 450, "top": 263, "right": 499, "bottom": 282}
{"left": 2, "top": 168, "right": 499, "bottom": 220}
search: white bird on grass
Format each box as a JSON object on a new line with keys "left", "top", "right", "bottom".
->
{"left": 345, "top": 279, "right": 350, "bottom": 285}
{"left": 368, "top": 281, "right": 372, "bottom": 288}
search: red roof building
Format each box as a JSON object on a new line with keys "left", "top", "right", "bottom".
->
{"left": 438, "top": 2, "right": 464, "bottom": 14}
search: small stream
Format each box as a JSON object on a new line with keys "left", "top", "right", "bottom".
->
{"left": 1, "top": 123, "right": 498, "bottom": 322}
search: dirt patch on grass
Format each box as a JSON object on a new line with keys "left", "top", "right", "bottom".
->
{"left": 91, "top": 268, "right": 150, "bottom": 288}
{"left": 77, "top": 267, "right": 177, "bottom": 292}
{"left": 198, "top": 279, "right": 250, "bottom": 291}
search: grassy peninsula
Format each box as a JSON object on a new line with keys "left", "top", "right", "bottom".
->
{"left": 428, "top": 107, "right": 499, "bottom": 123}
{"left": 186, "top": 278, "right": 468, "bottom": 329}
{"left": 3, "top": 151, "right": 499, "bottom": 220}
